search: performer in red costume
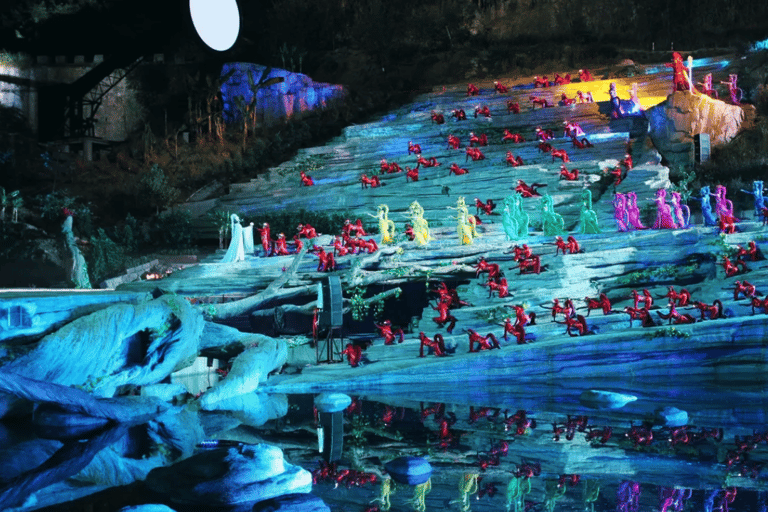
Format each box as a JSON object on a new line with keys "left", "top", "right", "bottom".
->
{"left": 375, "top": 320, "right": 404, "bottom": 345}
{"left": 733, "top": 280, "right": 756, "bottom": 300}
{"left": 474, "top": 198, "right": 496, "bottom": 215}
{"left": 465, "top": 147, "right": 485, "bottom": 161}
{"left": 419, "top": 332, "right": 447, "bottom": 357}
{"left": 432, "top": 299, "right": 457, "bottom": 333}
{"left": 506, "top": 151, "right": 524, "bottom": 167}
{"left": 469, "top": 132, "right": 488, "bottom": 147}
{"left": 484, "top": 277, "right": 509, "bottom": 298}
{"left": 530, "top": 95, "right": 550, "bottom": 109}
{"left": 502, "top": 129, "right": 525, "bottom": 143}
{"left": 360, "top": 174, "right": 382, "bottom": 188}
{"left": 273, "top": 233, "right": 291, "bottom": 255}
{"left": 515, "top": 180, "right": 546, "bottom": 197}
{"left": 466, "top": 328, "right": 500, "bottom": 352}
{"left": 475, "top": 257, "right": 501, "bottom": 279}
{"left": 501, "top": 317, "right": 526, "bottom": 344}
{"left": 467, "top": 83, "right": 480, "bottom": 96}
{"left": 474, "top": 105, "right": 491, "bottom": 118}
{"left": 258, "top": 222, "right": 272, "bottom": 256}
{"left": 449, "top": 163, "right": 470, "bottom": 175}
{"left": 494, "top": 81, "right": 509, "bottom": 93}
{"left": 551, "top": 148, "right": 570, "bottom": 163}
{"left": 416, "top": 155, "right": 441, "bottom": 168}
{"left": 665, "top": 52, "right": 691, "bottom": 92}
{"left": 583, "top": 293, "right": 612, "bottom": 316}
{"left": 311, "top": 245, "right": 336, "bottom": 271}
{"left": 341, "top": 343, "right": 364, "bottom": 367}
{"left": 451, "top": 109, "right": 467, "bottom": 121}
{"left": 297, "top": 223, "right": 318, "bottom": 239}
{"left": 578, "top": 69, "right": 593, "bottom": 82}
{"left": 507, "top": 100, "right": 520, "bottom": 114}
{"left": 300, "top": 170, "right": 314, "bottom": 186}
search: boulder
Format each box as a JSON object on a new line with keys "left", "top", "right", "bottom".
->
{"left": 646, "top": 91, "right": 745, "bottom": 168}
{"left": 314, "top": 393, "right": 351, "bottom": 413}
{"left": 384, "top": 456, "right": 432, "bottom": 486}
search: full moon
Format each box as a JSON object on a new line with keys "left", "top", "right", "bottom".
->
{"left": 189, "top": 0, "right": 240, "bottom": 52}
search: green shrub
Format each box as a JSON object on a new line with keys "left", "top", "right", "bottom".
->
{"left": 87, "top": 228, "right": 126, "bottom": 284}
{"left": 151, "top": 210, "right": 195, "bottom": 249}
{"left": 138, "top": 164, "right": 180, "bottom": 215}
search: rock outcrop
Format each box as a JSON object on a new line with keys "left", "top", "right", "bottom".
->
{"left": 220, "top": 63, "right": 347, "bottom": 127}
{"left": 646, "top": 91, "right": 745, "bottom": 167}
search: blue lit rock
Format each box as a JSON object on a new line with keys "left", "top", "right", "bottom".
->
{"left": 140, "top": 384, "right": 188, "bottom": 402}
{"left": 2, "top": 295, "right": 205, "bottom": 398}
{"left": 656, "top": 406, "right": 689, "bottom": 427}
{"left": 313, "top": 393, "right": 351, "bottom": 413}
{"left": 384, "top": 456, "right": 432, "bottom": 486}
{"left": 579, "top": 390, "right": 638, "bottom": 410}
{"left": 220, "top": 63, "right": 346, "bottom": 127}
{"left": 201, "top": 393, "right": 288, "bottom": 428}
{"left": 145, "top": 443, "right": 312, "bottom": 506}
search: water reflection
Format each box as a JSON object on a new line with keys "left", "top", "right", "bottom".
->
{"left": 1, "top": 386, "right": 767, "bottom": 511}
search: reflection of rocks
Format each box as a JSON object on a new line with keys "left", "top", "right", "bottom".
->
{"left": 253, "top": 493, "right": 330, "bottom": 512}
{"left": 202, "top": 393, "right": 288, "bottom": 428}
{"left": 646, "top": 91, "right": 745, "bottom": 167}
{"left": 118, "top": 506, "right": 177, "bottom": 512}
{"left": 145, "top": 443, "right": 312, "bottom": 507}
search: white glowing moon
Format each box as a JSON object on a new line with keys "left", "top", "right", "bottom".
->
{"left": 189, "top": 0, "right": 240, "bottom": 52}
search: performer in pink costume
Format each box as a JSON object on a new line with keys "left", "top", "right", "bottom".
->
{"left": 626, "top": 192, "right": 647, "bottom": 229}
{"left": 652, "top": 189, "right": 678, "bottom": 229}
{"left": 613, "top": 193, "right": 629, "bottom": 232}
{"left": 670, "top": 191, "right": 690, "bottom": 228}
{"left": 712, "top": 184, "right": 738, "bottom": 222}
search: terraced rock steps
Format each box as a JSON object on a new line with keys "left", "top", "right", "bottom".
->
{"left": 119, "top": 55, "right": 768, "bottom": 392}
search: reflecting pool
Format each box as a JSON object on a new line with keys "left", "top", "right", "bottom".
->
{"left": 2, "top": 381, "right": 767, "bottom": 512}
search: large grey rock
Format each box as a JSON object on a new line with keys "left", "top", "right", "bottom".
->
{"left": 646, "top": 91, "right": 745, "bottom": 167}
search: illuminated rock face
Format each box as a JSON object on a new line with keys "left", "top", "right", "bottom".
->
{"left": 220, "top": 63, "right": 347, "bottom": 127}
{"left": 646, "top": 91, "right": 745, "bottom": 167}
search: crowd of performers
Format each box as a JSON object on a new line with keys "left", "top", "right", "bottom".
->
{"left": 266, "top": 58, "right": 768, "bottom": 370}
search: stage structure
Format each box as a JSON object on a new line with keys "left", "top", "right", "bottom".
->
{"left": 316, "top": 276, "right": 344, "bottom": 364}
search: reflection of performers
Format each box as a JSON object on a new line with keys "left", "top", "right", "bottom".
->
{"left": 665, "top": 52, "right": 690, "bottom": 92}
